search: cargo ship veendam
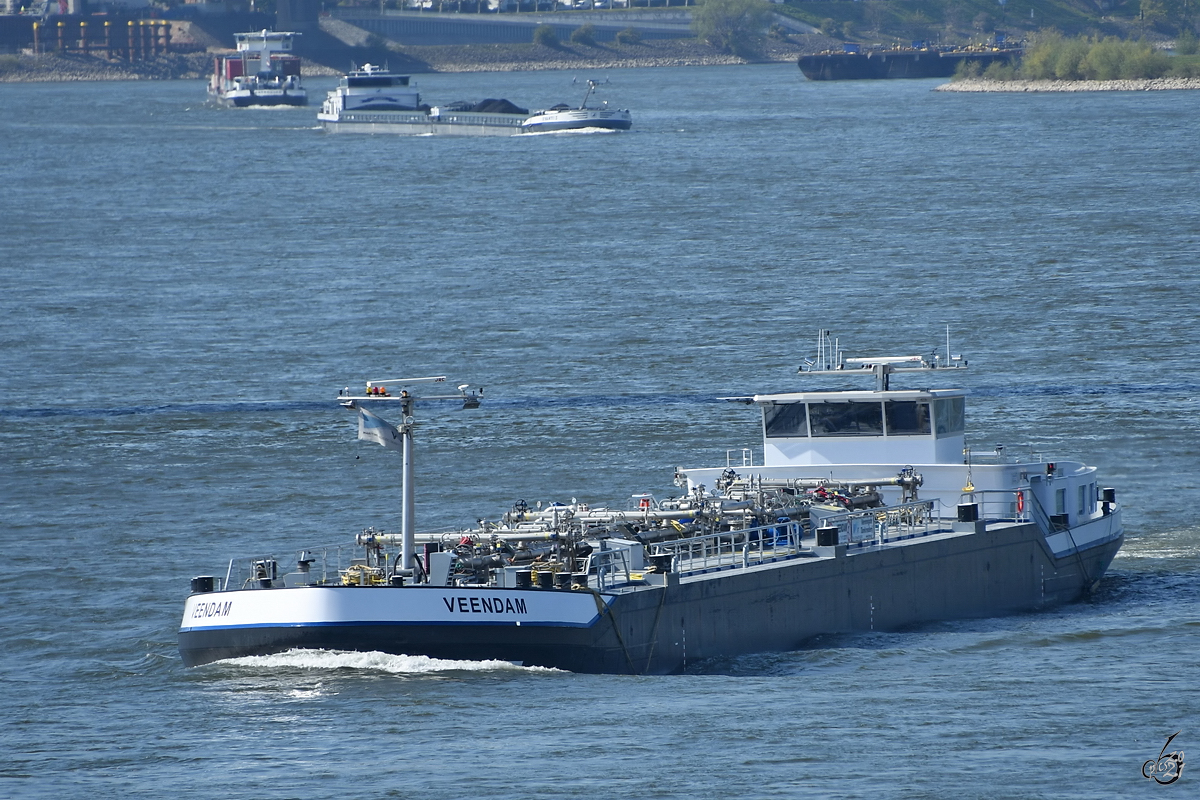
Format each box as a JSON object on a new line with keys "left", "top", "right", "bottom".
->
{"left": 179, "top": 334, "right": 1123, "bottom": 673}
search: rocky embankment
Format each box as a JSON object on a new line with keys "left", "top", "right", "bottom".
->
{"left": 0, "top": 51, "right": 215, "bottom": 82}
{"left": 0, "top": 34, "right": 830, "bottom": 83}
{"left": 937, "top": 77, "right": 1200, "bottom": 92}
{"left": 397, "top": 37, "right": 814, "bottom": 73}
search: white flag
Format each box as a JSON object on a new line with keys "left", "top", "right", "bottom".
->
{"left": 357, "top": 406, "right": 404, "bottom": 452}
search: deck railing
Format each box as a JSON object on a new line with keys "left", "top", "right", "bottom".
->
{"left": 649, "top": 519, "right": 804, "bottom": 575}
{"left": 202, "top": 497, "right": 993, "bottom": 594}
{"left": 214, "top": 543, "right": 358, "bottom": 592}
{"left": 585, "top": 547, "right": 633, "bottom": 590}
{"left": 815, "top": 499, "right": 938, "bottom": 546}
{"left": 958, "top": 488, "right": 1032, "bottom": 525}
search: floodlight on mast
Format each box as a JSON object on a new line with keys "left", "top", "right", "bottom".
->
{"left": 337, "top": 375, "right": 484, "bottom": 577}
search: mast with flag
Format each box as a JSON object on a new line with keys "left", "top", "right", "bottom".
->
{"left": 338, "top": 376, "right": 483, "bottom": 579}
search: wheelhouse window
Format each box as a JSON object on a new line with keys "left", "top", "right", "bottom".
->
{"left": 934, "top": 397, "right": 965, "bottom": 436}
{"left": 348, "top": 76, "right": 409, "bottom": 88}
{"left": 809, "top": 402, "right": 884, "bottom": 437}
{"left": 884, "top": 400, "right": 932, "bottom": 436}
{"left": 1079, "top": 484, "right": 1094, "bottom": 515}
{"left": 763, "top": 402, "right": 808, "bottom": 438}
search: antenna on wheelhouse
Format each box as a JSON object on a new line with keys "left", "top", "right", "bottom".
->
{"left": 801, "top": 329, "right": 842, "bottom": 373}
{"left": 798, "top": 331, "right": 967, "bottom": 390}
{"left": 338, "top": 375, "right": 484, "bottom": 577}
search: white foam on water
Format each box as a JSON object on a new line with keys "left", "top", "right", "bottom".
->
{"left": 520, "top": 126, "right": 620, "bottom": 136}
{"left": 221, "top": 648, "right": 562, "bottom": 675}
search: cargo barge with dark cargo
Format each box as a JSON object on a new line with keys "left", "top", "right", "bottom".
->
{"left": 799, "top": 41, "right": 1022, "bottom": 81}
{"left": 179, "top": 333, "right": 1123, "bottom": 673}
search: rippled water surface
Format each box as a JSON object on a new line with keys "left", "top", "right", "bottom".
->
{"left": 2, "top": 65, "right": 1198, "bottom": 798}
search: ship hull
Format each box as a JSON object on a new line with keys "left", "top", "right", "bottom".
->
{"left": 318, "top": 110, "right": 528, "bottom": 136}
{"left": 521, "top": 111, "right": 633, "bottom": 133}
{"left": 798, "top": 50, "right": 1019, "bottom": 81}
{"left": 179, "top": 518, "right": 1123, "bottom": 673}
{"left": 211, "top": 89, "right": 308, "bottom": 108}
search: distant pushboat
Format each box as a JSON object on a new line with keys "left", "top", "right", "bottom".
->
{"left": 208, "top": 30, "right": 306, "bottom": 108}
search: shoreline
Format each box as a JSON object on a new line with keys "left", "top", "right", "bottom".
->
{"left": 936, "top": 77, "right": 1200, "bottom": 92}
{"left": 0, "top": 40, "right": 811, "bottom": 83}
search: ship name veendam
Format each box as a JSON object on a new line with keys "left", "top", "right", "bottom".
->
{"left": 442, "top": 596, "right": 527, "bottom": 615}
{"left": 192, "top": 600, "right": 233, "bottom": 619}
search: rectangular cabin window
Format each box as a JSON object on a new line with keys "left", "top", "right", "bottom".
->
{"left": 348, "top": 76, "right": 410, "bottom": 88}
{"left": 1078, "top": 485, "right": 1088, "bottom": 515}
{"left": 809, "top": 402, "right": 884, "bottom": 437}
{"left": 934, "top": 397, "right": 965, "bottom": 436}
{"left": 885, "top": 401, "right": 932, "bottom": 436}
{"left": 763, "top": 402, "right": 808, "bottom": 438}
{"left": 1055, "top": 488, "right": 1066, "bottom": 515}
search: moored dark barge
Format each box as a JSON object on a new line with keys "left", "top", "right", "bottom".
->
{"left": 799, "top": 43, "right": 1022, "bottom": 81}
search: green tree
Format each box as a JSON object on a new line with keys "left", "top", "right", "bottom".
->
{"left": 1020, "top": 31, "right": 1172, "bottom": 80}
{"left": 982, "top": 60, "right": 1017, "bottom": 80}
{"left": 570, "top": 23, "right": 597, "bottom": 45}
{"left": 1019, "top": 30, "right": 1064, "bottom": 79}
{"left": 1079, "top": 37, "right": 1126, "bottom": 79}
{"left": 691, "top": 0, "right": 773, "bottom": 58}
{"left": 1176, "top": 28, "right": 1199, "bottom": 54}
{"left": 1141, "top": 0, "right": 1195, "bottom": 34}
{"left": 1122, "top": 39, "right": 1171, "bottom": 76}
{"left": 1053, "top": 35, "right": 1091, "bottom": 78}
{"left": 533, "top": 24, "right": 559, "bottom": 47}
{"left": 952, "top": 58, "right": 983, "bottom": 79}
{"left": 615, "top": 27, "right": 642, "bottom": 45}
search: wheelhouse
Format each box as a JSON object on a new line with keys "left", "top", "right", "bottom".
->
{"left": 757, "top": 389, "right": 967, "bottom": 466}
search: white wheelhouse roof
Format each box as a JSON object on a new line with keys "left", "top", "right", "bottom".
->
{"left": 752, "top": 388, "right": 968, "bottom": 404}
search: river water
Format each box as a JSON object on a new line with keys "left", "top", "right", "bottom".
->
{"left": 2, "top": 64, "right": 1198, "bottom": 797}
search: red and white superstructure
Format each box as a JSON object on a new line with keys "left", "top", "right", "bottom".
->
{"left": 209, "top": 30, "right": 306, "bottom": 108}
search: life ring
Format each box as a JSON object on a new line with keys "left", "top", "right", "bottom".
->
{"left": 1016, "top": 490, "right": 1025, "bottom": 513}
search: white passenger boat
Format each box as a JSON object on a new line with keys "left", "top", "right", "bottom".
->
{"left": 520, "top": 80, "right": 633, "bottom": 134}
{"left": 179, "top": 333, "right": 1123, "bottom": 673}
{"left": 318, "top": 65, "right": 530, "bottom": 136}
{"left": 208, "top": 30, "right": 306, "bottom": 108}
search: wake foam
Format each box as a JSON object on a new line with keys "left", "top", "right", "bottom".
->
{"left": 520, "top": 127, "right": 620, "bottom": 136}
{"left": 221, "top": 648, "right": 561, "bottom": 674}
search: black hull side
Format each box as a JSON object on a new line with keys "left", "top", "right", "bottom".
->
{"left": 628, "top": 525, "right": 1123, "bottom": 672}
{"left": 798, "top": 50, "right": 1018, "bottom": 81}
{"left": 523, "top": 119, "right": 633, "bottom": 133}
{"left": 179, "top": 618, "right": 630, "bottom": 672}
{"left": 228, "top": 96, "right": 308, "bottom": 108}
{"left": 179, "top": 524, "right": 1122, "bottom": 674}
{"left": 209, "top": 90, "right": 309, "bottom": 108}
